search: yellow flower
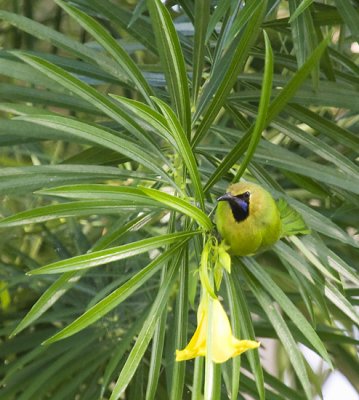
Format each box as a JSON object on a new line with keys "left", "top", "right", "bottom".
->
{"left": 176, "top": 296, "right": 260, "bottom": 363}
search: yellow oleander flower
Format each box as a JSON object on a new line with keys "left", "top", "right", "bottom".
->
{"left": 176, "top": 296, "right": 260, "bottom": 363}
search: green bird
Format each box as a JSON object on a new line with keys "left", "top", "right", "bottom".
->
{"left": 215, "top": 182, "right": 309, "bottom": 256}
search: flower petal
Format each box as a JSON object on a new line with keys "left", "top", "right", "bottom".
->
{"left": 176, "top": 296, "right": 260, "bottom": 363}
{"left": 212, "top": 337, "right": 260, "bottom": 363}
{"left": 176, "top": 302, "right": 207, "bottom": 361}
{"left": 210, "top": 299, "right": 259, "bottom": 363}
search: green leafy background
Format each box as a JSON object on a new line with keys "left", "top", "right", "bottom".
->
{"left": 0, "top": 1, "right": 358, "bottom": 399}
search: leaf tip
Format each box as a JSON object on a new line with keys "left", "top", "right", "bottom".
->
{"left": 8, "top": 330, "right": 17, "bottom": 339}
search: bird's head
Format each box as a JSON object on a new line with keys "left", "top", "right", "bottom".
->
{"left": 217, "top": 190, "right": 251, "bottom": 223}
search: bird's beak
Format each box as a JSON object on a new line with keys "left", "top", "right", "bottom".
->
{"left": 217, "top": 193, "right": 233, "bottom": 202}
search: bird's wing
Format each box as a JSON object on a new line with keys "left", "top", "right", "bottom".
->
{"left": 277, "top": 198, "right": 311, "bottom": 237}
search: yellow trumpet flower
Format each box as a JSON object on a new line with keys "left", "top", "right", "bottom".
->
{"left": 176, "top": 296, "right": 260, "bottom": 363}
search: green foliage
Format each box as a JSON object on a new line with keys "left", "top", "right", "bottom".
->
{"left": 0, "top": 1, "right": 358, "bottom": 399}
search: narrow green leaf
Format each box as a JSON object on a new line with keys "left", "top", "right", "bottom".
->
{"left": 145, "top": 269, "right": 168, "bottom": 400}
{"left": 141, "top": 187, "right": 212, "bottom": 231}
{"left": 274, "top": 241, "right": 314, "bottom": 283}
{"left": 110, "top": 94, "right": 205, "bottom": 208}
{"left": 151, "top": 97, "right": 205, "bottom": 210}
{"left": 289, "top": 0, "right": 319, "bottom": 88}
{"left": 0, "top": 200, "right": 153, "bottom": 228}
{"left": 289, "top": 0, "right": 314, "bottom": 23}
{"left": 128, "top": 0, "right": 147, "bottom": 28}
{"left": 191, "top": 357, "right": 204, "bottom": 400}
{"left": 55, "top": 0, "right": 154, "bottom": 104}
{"left": 42, "top": 241, "right": 186, "bottom": 344}
{"left": 38, "top": 350, "right": 110, "bottom": 400}
{"left": 27, "top": 231, "right": 198, "bottom": 275}
{"left": 109, "top": 251, "right": 180, "bottom": 400}
{"left": 29, "top": 50, "right": 122, "bottom": 84}
{"left": 169, "top": 254, "right": 188, "bottom": 400}
{"left": 224, "top": 276, "right": 241, "bottom": 400}
{"left": 234, "top": 30, "right": 273, "bottom": 181}
{"left": 225, "top": 272, "right": 265, "bottom": 400}
{"left": 147, "top": 0, "right": 191, "bottom": 134}
{"left": 91, "top": 213, "right": 154, "bottom": 252}
{"left": 15, "top": 115, "right": 174, "bottom": 186}
{"left": 0, "top": 102, "right": 54, "bottom": 116}
{"left": 196, "top": 0, "right": 262, "bottom": 121}
{"left": 289, "top": 236, "right": 342, "bottom": 283}
{"left": 286, "top": 197, "right": 358, "bottom": 248}
{"left": 89, "top": 0, "right": 157, "bottom": 55}
{"left": 192, "top": 1, "right": 264, "bottom": 147}
{"left": 329, "top": 47, "right": 359, "bottom": 78}
{"left": 201, "top": 137, "right": 359, "bottom": 195}
{"left": 243, "top": 258, "right": 333, "bottom": 367}
{"left": 240, "top": 265, "right": 313, "bottom": 400}
{"left": 14, "top": 335, "right": 99, "bottom": 400}
{"left": 0, "top": 165, "right": 156, "bottom": 196}
{"left": 205, "top": 0, "right": 230, "bottom": 43}
{"left": 192, "top": 0, "right": 211, "bottom": 102}
{"left": 236, "top": 103, "right": 359, "bottom": 177}
{"left": 101, "top": 311, "right": 149, "bottom": 398}
{"left": 289, "top": 0, "right": 311, "bottom": 67}
{"left": 109, "top": 95, "right": 177, "bottom": 147}
{"left": 62, "top": 146, "right": 129, "bottom": 166}
{"left": 53, "top": 353, "right": 109, "bottom": 400}
{"left": 37, "top": 184, "right": 162, "bottom": 204}
{"left": 0, "top": 58, "right": 61, "bottom": 90}
{"left": 263, "top": 369, "right": 307, "bottom": 400}
{"left": 0, "top": 83, "right": 98, "bottom": 114}
{"left": 229, "top": 84, "right": 359, "bottom": 110}
{"left": 11, "top": 213, "right": 153, "bottom": 338}
{"left": 204, "top": 38, "right": 329, "bottom": 191}
{"left": 334, "top": 0, "right": 359, "bottom": 41}
{"left": 13, "top": 53, "right": 167, "bottom": 163}
{"left": 287, "top": 104, "right": 359, "bottom": 149}
{"left": 0, "top": 10, "right": 127, "bottom": 82}
{"left": 10, "top": 271, "right": 81, "bottom": 337}
{"left": 36, "top": 184, "right": 210, "bottom": 230}
{"left": 0, "top": 118, "right": 75, "bottom": 147}
{"left": 177, "top": 0, "right": 194, "bottom": 21}
{"left": 314, "top": 326, "right": 359, "bottom": 345}
{"left": 325, "top": 282, "right": 359, "bottom": 326}
{"left": 303, "top": 236, "right": 359, "bottom": 286}
{"left": 266, "top": 38, "right": 328, "bottom": 120}
{"left": 286, "top": 266, "right": 317, "bottom": 325}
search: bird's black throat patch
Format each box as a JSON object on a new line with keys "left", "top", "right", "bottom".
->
{"left": 227, "top": 192, "right": 250, "bottom": 223}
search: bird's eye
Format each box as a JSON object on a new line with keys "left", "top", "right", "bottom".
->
{"left": 236, "top": 191, "right": 250, "bottom": 199}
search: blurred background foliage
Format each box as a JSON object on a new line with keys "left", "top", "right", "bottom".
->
{"left": 0, "top": 0, "right": 358, "bottom": 399}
